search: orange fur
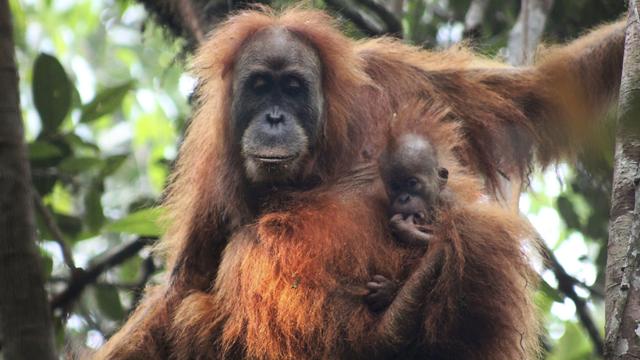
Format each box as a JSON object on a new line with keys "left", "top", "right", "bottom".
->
{"left": 95, "top": 6, "right": 624, "bottom": 360}
{"left": 166, "top": 100, "right": 540, "bottom": 359}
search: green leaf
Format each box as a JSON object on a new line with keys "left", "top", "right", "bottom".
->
{"left": 85, "top": 180, "right": 105, "bottom": 232}
{"left": 40, "top": 252, "right": 53, "bottom": 278}
{"left": 58, "top": 157, "right": 103, "bottom": 174}
{"left": 32, "top": 53, "right": 72, "bottom": 134}
{"left": 55, "top": 213, "right": 83, "bottom": 240}
{"left": 28, "top": 141, "right": 63, "bottom": 160}
{"left": 63, "top": 133, "right": 100, "bottom": 153}
{"left": 540, "top": 279, "right": 564, "bottom": 303}
{"left": 95, "top": 285, "right": 125, "bottom": 321}
{"left": 80, "top": 81, "right": 134, "bottom": 123}
{"left": 104, "top": 207, "right": 166, "bottom": 237}
{"left": 100, "top": 154, "right": 128, "bottom": 178}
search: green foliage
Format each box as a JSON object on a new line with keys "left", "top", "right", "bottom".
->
{"left": 94, "top": 285, "right": 125, "bottom": 321}
{"left": 80, "top": 81, "right": 134, "bottom": 123}
{"left": 548, "top": 323, "right": 595, "bottom": 360}
{"left": 11, "top": 0, "right": 616, "bottom": 357}
{"left": 32, "top": 53, "right": 72, "bottom": 134}
{"left": 104, "top": 207, "right": 166, "bottom": 237}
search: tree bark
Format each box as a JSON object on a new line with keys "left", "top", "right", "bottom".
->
{"left": 507, "top": 0, "right": 554, "bottom": 65}
{"left": 605, "top": 3, "right": 640, "bottom": 359}
{"left": 0, "top": 1, "right": 56, "bottom": 359}
{"left": 463, "top": 0, "right": 489, "bottom": 39}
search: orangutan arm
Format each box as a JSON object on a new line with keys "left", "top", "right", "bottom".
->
{"left": 93, "top": 286, "right": 172, "bottom": 360}
{"left": 365, "top": 241, "right": 447, "bottom": 357}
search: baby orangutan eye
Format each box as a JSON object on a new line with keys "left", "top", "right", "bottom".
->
{"left": 406, "top": 177, "right": 419, "bottom": 189}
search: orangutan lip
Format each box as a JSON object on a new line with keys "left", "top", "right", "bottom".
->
{"left": 252, "top": 154, "right": 297, "bottom": 164}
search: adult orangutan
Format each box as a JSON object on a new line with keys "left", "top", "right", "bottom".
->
{"left": 94, "top": 7, "right": 625, "bottom": 360}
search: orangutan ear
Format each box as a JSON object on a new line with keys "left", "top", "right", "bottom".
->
{"left": 438, "top": 167, "right": 449, "bottom": 188}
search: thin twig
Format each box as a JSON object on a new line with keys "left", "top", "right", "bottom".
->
{"left": 32, "top": 189, "right": 76, "bottom": 270}
{"left": 541, "top": 242, "right": 605, "bottom": 356}
{"left": 50, "top": 237, "right": 157, "bottom": 312}
{"left": 130, "top": 256, "right": 156, "bottom": 310}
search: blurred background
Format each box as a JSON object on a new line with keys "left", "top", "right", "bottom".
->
{"left": 8, "top": 0, "right": 624, "bottom": 358}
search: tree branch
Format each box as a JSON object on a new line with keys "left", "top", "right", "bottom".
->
{"left": 354, "top": 0, "right": 402, "bottom": 36}
{"left": 32, "top": 189, "right": 76, "bottom": 271}
{"left": 137, "top": 0, "right": 207, "bottom": 47}
{"left": 325, "top": 0, "right": 402, "bottom": 37}
{"left": 50, "top": 237, "right": 157, "bottom": 312}
{"left": 324, "top": 0, "right": 385, "bottom": 37}
{"left": 541, "top": 243, "right": 604, "bottom": 356}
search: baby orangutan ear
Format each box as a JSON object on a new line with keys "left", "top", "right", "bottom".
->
{"left": 438, "top": 167, "right": 449, "bottom": 188}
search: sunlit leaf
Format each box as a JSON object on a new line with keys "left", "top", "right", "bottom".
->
{"left": 104, "top": 207, "right": 166, "bottom": 237}
{"left": 32, "top": 53, "right": 72, "bottom": 134}
{"left": 28, "top": 141, "right": 63, "bottom": 160}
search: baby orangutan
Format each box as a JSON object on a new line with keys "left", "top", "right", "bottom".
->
{"left": 366, "top": 133, "right": 449, "bottom": 312}
{"left": 383, "top": 133, "right": 449, "bottom": 246}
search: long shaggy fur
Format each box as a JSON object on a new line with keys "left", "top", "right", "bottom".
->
{"left": 94, "top": 6, "right": 624, "bottom": 360}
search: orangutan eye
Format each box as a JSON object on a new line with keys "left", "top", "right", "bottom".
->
{"left": 406, "top": 177, "right": 419, "bottom": 189}
{"left": 250, "top": 75, "right": 270, "bottom": 93}
{"left": 283, "top": 76, "right": 304, "bottom": 94}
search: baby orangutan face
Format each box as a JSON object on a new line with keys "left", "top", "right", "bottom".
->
{"left": 380, "top": 134, "right": 448, "bottom": 220}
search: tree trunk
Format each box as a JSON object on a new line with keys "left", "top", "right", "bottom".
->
{"left": 0, "top": 1, "right": 56, "bottom": 359}
{"left": 507, "top": 0, "right": 554, "bottom": 65}
{"left": 605, "top": 3, "right": 640, "bottom": 359}
{"left": 463, "top": 0, "right": 489, "bottom": 39}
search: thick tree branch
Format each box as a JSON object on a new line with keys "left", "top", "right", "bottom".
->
{"left": 354, "top": 0, "right": 402, "bottom": 36}
{"left": 50, "top": 237, "right": 157, "bottom": 312}
{"left": 324, "top": 0, "right": 385, "bottom": 37}
{"left": 0, "top": 1, "right": 57, "bottom": 358}
{"left": 605, "top": 3, "right": 640, "bottom": 358}
{"left": 325, "top": 0, "right": 402, "bottom": 37}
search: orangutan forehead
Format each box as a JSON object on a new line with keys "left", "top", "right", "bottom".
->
{"left": 234, "top": 27, "right": 322, "bottom": 74}
{"left": 390, "top": 134, "right": 439, "bottom": 172}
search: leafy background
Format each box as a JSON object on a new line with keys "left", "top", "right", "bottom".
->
{"left": 9, "top": 0, "right": 623, "bottom": 358}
